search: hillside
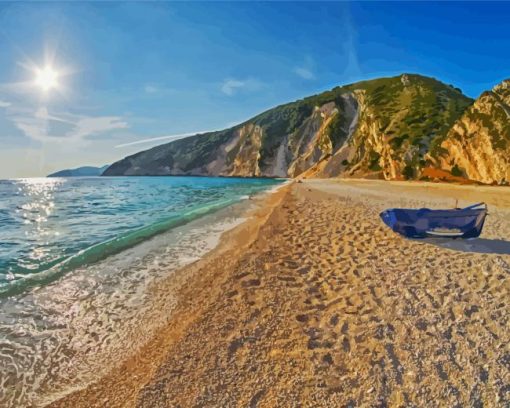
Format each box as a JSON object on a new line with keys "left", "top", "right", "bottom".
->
{"left": 104, "top": 74, "right": 507, "bottom": 184}
{"left": 432, "top": 80, "right": 510, "bottom": 184}
{"left": 48, "top": 165, "right": 109, "bottom": 177}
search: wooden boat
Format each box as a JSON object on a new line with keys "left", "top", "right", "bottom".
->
{"left": 380, "top": 202, "right": 488, "bottom": 239}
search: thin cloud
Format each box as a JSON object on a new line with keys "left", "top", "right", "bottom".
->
{"left": 35, "top": 107, "right": 74, "bottom": 124}
{"left": 144, "top": 84, "right": 159, "bottom": 94}
{"left": 13, "top": 117, "right": 46, "bottom": 142}
{"left": 294, "top": 66, "right": 315, "bottom": 80}
{"left": 8, "top": 105, "right": 128, "bottom": 145}
{"left": 115, "top": 130, "right": 219, "bottom": 148}
{"left": 342, "top": 8, "right": 361, "bottom": 78}
{"left": 221, "top": 78, "right": 263, "bottom": 96}
{"left": 143, "top": 84, "right": 175, "bottom": 96}
{"left": 0, "top": 100, "right": 11, "bottom": 108}
{"left": 294, "top": 56, "right": 316, "bottom": 80}
{"left": 221, "top": 79, "right": 246, "bottom": 96}
{"left": 73, "top": 116, "right": 128, "bottom": 140}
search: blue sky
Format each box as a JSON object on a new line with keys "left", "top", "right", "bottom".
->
{"left": 0, "top": 1, "right": 509, "bottom": 177}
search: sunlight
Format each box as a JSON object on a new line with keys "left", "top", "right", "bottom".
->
{"left": 7, "top": 44, "right": 74, "bottom": 98}
{"left": 34, "top": 65, "right": 60, "bottom": 92}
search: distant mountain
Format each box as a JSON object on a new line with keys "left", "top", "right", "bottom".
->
{"left": 103, "top": 74, "right": 509, "bottom": 184}
{"left": 48, "top": 165, "right": 109, "bottom": 177}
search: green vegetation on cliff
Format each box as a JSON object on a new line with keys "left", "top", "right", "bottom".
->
{"left": 104, "top": 74, "right": 510, "bottom": 183}
{"left": 436, "top": 80, "right": 510, "bottom": 184}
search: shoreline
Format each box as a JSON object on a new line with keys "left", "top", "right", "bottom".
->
{"left": 0, "top": 179, "right": 287, "bottom": 408}
{"left": 45, "top": 181, "right": 292, "bottom": 407}
{"left": 49, "top": 180, "right": 509, "bottom": 407}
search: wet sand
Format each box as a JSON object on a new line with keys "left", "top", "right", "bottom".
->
{"left": 49, "top": 180, "right": 510, "bottom": 407}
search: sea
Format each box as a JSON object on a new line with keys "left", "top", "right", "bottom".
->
{"left": 0, "top": 176, "right": 284, "bottom": 407}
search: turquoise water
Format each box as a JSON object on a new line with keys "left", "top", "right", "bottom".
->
{"left": 0, "top": 176, "right": 282, "bottom": 297}
{"left": 0, "top": 176, "right": 285, "bottom": 407}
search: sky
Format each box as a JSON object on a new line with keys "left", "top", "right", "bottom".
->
{"left": 0, "top": 1, "right": 509, "bottom": 178}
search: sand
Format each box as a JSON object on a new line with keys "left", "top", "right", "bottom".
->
{"left": 48, "top": 180, "right": 510, "bottom": 407}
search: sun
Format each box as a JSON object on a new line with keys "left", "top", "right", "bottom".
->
{"left": 34, "top": 66, "right": 60, "bottom": 92}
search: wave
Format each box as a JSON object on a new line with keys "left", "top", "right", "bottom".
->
{"left": 0, "top": 197, "right": 240, "bottom": 298}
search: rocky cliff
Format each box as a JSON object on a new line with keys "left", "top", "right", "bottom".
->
{"left": 432, "top": 80, "right": 510, "bottom": 184}
{"left": 104, "top": 74, "right": 509, "bottom": 184}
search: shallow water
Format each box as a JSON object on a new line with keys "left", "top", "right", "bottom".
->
{"left": 0, "top": 176, "right": 281, "bottom": 296}
{"left": 0, "top": 176, "right": 283, "bottom": 407}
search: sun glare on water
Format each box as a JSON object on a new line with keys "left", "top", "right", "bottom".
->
{"left": 34, "top": 65, "right": 60, "bottom": 92}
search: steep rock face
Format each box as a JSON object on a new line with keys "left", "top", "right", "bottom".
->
{"left": 306, "top": 75, "right": 473, "bottom": 180}
{"left": 224, "top": 124, "right": 262, "bottom": 176}
{"left": 104, "top": 130, "right": 233, "bottom": 176}
{"left": 105, "top": 93, "right": 354, "bottom": 178}
{"left": 104, "top": 74, "right": 475, "bottom": 180}
{"left": 435, "top": 80, "right": 510, "bottom": 184}
{"left": 286, "top": 102, "right": 339, "bottom": 177}
{"left": 310, "top": 94, "right": 359, "bottom": 178}
{"left": 356, "top": 75, "right": 473, "bottom": 180}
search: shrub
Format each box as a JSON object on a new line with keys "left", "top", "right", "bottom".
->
{"left": 451, "top": 164, "right": 463, "bottom": 177}
{"left": 402, "top": 164, "right": 415, "bottom": 179}
{"left": 368, "top": 151, "right": 382, "bottom": 171}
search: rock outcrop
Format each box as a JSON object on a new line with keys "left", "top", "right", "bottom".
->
{"left": 435, "top": 79, "right": 510, "bottom": 184}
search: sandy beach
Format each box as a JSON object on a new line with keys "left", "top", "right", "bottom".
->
{"left": 49, "top": 180, "right": 510, "bottom": 407}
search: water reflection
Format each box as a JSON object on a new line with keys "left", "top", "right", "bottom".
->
{"left": 13, "top": 178, "right": 64, "bottom": 276}
{"left": 0, "top": 199, "right": 248, "bottom": 407}
{"left": 1, "top": 177, "right": 282, "bottom": 291}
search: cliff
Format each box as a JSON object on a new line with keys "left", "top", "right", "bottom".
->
{"left": 432, "top": 80, "right": 510, "bottom": 184}
{"left": 104, "top": 74, "right": 508, "bottom": 184}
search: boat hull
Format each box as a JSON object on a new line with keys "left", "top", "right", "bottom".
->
{"left": 380, "top": 205, "right": 487, "bottom": 239}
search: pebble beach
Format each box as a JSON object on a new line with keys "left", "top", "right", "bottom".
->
{"left": 49, "top": 180, "right": 510, "bottom": 407}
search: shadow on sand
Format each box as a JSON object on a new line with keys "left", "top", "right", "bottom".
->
{"left": 423, "top": 238, "right": 510, "bottom": 255}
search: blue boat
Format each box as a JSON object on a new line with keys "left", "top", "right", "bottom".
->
{"left": 380, "top": 202, "right": 488, "bottom": 239}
